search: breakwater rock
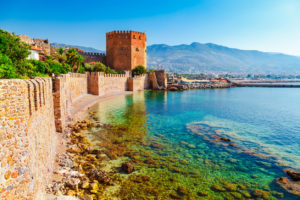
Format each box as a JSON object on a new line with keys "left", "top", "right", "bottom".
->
{"left": 167, "top": 83, "right": 232, "bottom": 91}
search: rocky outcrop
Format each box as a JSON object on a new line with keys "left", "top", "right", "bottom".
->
{"left": 285, "top": 168, "right": 300, "bottom": 181}
{"left": 276, "top": 176, "right": 300, "bottom": 196}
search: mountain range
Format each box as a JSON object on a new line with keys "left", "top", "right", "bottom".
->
{"left": 51, "top": 42, "right": 300, "bottom": 73}
{"left": 51, "top": 43, "right": 104, "bottom": 53}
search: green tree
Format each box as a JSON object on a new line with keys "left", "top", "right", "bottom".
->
{"left": 0, "top": 29, "right": 30, "bottom": 65}
{"left": 58, "top": 47, "right": 64, "bottom": 55}
{"left": 66, "top": 48, "right": 84, "bottom": 72}
{"left": 75, "top": 55, "right": 84, "bottom": 72}
{"left": 93, "top": 62, "right": 107, "bottom": 72}
{"left": 56, "top": 47, "right": 66, "bottom": 63}
{"left": 0, "top": 53, "right": 17, "bottom": 78}
{"left": 132, "top": 65, "right": 146, "bottom": 76}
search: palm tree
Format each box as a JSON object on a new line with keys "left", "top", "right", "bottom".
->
{"left": 54, "top": 47, "right": 66, "bottom": 63}
{"left": 66, "top": 49, "right": 79, "bottom": 72}
{"left": 75, "top": 55, "right": 84, "bottom": 72}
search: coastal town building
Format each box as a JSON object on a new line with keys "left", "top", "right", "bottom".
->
{"left": 19, "top": 34, "right": 51, "bottom": 56}
{"left": 28, "top": 49, "right": 39, "bottom": 60}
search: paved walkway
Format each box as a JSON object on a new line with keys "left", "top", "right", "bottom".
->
{"left": 70, "top": 91, "right": 133, "bottom": 116}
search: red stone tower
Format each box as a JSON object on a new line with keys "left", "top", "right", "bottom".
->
{"left": 106, "top": 31, "right": 147, "bottom": 71}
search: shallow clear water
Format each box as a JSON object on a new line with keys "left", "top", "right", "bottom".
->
{"left": 86, "top": 88, "right": 300, "bottom": 199}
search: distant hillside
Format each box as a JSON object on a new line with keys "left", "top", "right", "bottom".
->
{"left": 147, "top": 42, "right": 300, "bottom": 73}
{"left": 50, "top": 43, "right": 104, "bottom": 53}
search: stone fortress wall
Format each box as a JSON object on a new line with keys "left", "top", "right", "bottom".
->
{"left": 78, "top": 52, "right": 106, "bottom": 64}
{"left": 128, "top": 74, "right": 149, "bottom": 91}
{"left": 53, "top": 73, "right": 88, "bottom": 132}
{"left": 87, "top": 72, "right": 130, "bottom": 97}
{"left": 0, "top": 70, "right": 166, "bottom": 199}
{"left": 0, "top": 78, "right": 56, "bottom": 200}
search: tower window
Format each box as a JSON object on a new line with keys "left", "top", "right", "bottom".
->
{"left": 139, "top": 36, "right": 142, "bottom": 40}
{"left": 133, "top": 35, "right": 136, "bottom": 39}
{"left": 136, "top": 48, "right": 139, "bottom": 51}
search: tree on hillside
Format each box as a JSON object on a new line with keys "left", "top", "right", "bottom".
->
{"left": 132, "top": 65, "right": 146, "bottom": 77}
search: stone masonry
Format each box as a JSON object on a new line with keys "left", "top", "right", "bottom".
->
{"left": 0, "top": 78, "right": 56, "bottom": 200}
{"left": 53, "top": 73, "right": 88, "bottom": 132}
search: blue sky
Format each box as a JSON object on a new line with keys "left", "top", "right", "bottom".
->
{"left": 1, "top": 0, "right": 300, "bottom": 55}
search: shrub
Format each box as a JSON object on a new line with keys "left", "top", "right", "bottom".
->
{"left": 86, "top": 62, "right": 119, "bottom": 74}
{"left": 15, "top": 61, "right": 35, "bottom": 78}
{"left": 132, "top": 65, "right": 146, "bottom": 76}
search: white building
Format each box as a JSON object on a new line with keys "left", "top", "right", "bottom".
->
{"left": 27, "top": 49, "right": 39, "bottom": 60}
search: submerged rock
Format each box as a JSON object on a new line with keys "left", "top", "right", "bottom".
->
{"left": 220, "top": 137, "right": 232, "bottom": 142}
{"left": 155, "top": 134, "right": 164, "bottom": 138}
{"left": 211, "top": 184, "right": 226, "bottom": 192}
{"left": 197, "top": 190, "right": 208, "bottom": 196}
{"left": 177, "top": 186, "right": 188, "bottom": 195}
{"left": 224, "top": 183, "right": 237, "bottom": 191}
{"left": 131, "top": 174, "right": 151, "bottom": 183}
{"left": 88, "top": 169, "right": 112, "bottom": 185}
{"left": 284, "top": 168, "right": 300, "bottom": 181}
{"left": 276, "top": 177, "right": 300, "bottom": 196}
{"left": 252, "top": 189, "right": 271, "bottom": 199}
{"left": 170, "top": 193, "right": 181, "bottom": 199}
{"left": 121, "top": 162, "right": 135, "bottom": 174}
{"left": 150, "top": 143, "right": 163, "bottom": 149}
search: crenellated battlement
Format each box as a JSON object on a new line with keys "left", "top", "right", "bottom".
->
{"left": 106, "top": 30, "right": 146, "bottom": 41}
{"left": 107, "top": 30, "right": 146, "bottom": 36}
{"left": 79, "top": 52, "right": 106, "bottom": 56}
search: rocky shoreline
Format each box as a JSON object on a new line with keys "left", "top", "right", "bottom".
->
{"left": 46, "top": 119, "right": 118, "bottom": 200}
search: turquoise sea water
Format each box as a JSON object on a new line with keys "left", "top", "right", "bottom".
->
{"left": 87, "top": 87, "right": 300, "bottom": 199}
{"left": 245, "top": 82, "right": 300, "bottom": 85}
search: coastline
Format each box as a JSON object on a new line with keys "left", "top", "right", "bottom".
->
{"left": 46, "top": 91, "right": 134, "bottom": 200}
